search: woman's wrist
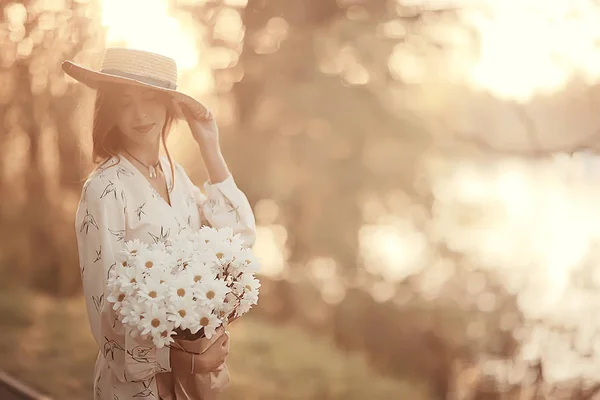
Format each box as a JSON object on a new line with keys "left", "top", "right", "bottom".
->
{"left": 196, "top": 136, "right": 220, "bottom": 156}
{"left": 198, "top": 142, "right": 231, "bottom": 184}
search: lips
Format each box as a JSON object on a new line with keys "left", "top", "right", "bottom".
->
{"left": 133, "top": 123, "right": 155, "bottom": 134}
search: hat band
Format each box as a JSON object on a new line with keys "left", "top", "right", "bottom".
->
{"left": 100, "top": 69, "right": 177, "bottom": 90}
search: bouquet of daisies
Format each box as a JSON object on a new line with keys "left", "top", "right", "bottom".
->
{"left": 106, "top": 226, "right": 260, "bottom": 348}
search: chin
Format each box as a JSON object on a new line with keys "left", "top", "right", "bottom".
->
{"left": 126, "top": 130, "right": 161, "bottom": 145}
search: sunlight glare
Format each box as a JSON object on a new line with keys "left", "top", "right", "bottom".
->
{"left": 100, "top": 0, "right": 198, "bottom": 71}
{"left": 467, "top": 0, "right": 600, "bottom": 101}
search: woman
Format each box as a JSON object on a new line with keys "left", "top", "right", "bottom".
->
{"left": 66, "top": 48, "right": 256, "bottom": 399}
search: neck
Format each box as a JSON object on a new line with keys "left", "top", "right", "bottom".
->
{"left": 122, "top": 138, "right": 161, "bottom": 166}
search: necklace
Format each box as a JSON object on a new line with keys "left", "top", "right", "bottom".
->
{"left": 125, "top": 150, "right": 161, "bottom": 178}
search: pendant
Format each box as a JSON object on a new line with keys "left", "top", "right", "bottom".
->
{"left": 149, "top": 165, "right": 157, "bottom": 178}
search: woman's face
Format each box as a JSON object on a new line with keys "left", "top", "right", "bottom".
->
{"left": 114, "top": 85, "right": 167, "bottom": 146}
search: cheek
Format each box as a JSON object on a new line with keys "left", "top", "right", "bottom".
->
{"left": 150, "top": 103, "right": 167, "bottom": 126}
{"left": 115, "top": 111, "right": 133, "bottom": 136}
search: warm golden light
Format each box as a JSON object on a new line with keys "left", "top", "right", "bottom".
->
{"left": 467, "top": 0, "right": 600, "bottom": 101}
{"left": 100, "top": 0, "right": 198, "bottom": 71}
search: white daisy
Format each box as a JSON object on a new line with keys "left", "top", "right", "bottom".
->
{"left": 154, "top": 326, "right": 177, "bottom": 348}
{"left": 140, "top": 304, "right": 170, "bottom": 337}
{"left": 228, "top": 232, "right": 246, "bottom": 251}
{"left": 107, "top": 290, "right": 128, "bottom": 311}
{"left": 210, "top": 240, "right": 236, "bottom": 266}
{"left": 146, "top": 266, "right": 174, "bottom": 287}
{"left": 167, "top": 296, "right": 199, "bottom": 331}
{"left": 196, "top": 226, "right": 222, "bottom": 244}
{"left": 192, "top": 250, "right": 219, "bottom": 268}
{"left": 213, "top": 226, "right": 235, "bottom": 242}
{"left": 215, "top": 299, "right": 236, "bottom": 320}
{"left": 134, "top": 248, "right": 168, "bottom": 272}
{"left": 120, "top": 297, "right": 147, "bottom": 328}
{"left": 195, "top": 279, "right": 230, "bottom": 307}
{"left": 185, "top": 230, "right": 203, "bottom": 248}
{"left": 170, "top": 242, "right": 195, "bottom": 271}
{"left": 235, "top": 297, "right": 256, "bottom": 317}
{"left": 195, "top": 308, "right": 222, "bottom": 339}
{"left": 106, "top": 268, "right": 122, "bottom": 297}
{"left": 239, "top": 274, "right": 261, "bottom": 295}
{"left": 123, "top": 238, "right": 149, "bottom": 257}
{"left": 187, "top": 262, "right": 217, "bottom": 286}
{"left": 237, "top": 247, "right": 261, "bottom": 274}
{"left": 167, "top": 273, "right": 196, "bottom": 300}
{"left": 116, "top": 266, "right": 146, "bottom": 296}
{"left": 137, "top": 278, "right": 169, "bottom": 304}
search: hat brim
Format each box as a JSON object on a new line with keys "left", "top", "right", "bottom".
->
{"left": 62, "top": 60, "right": 210, "bottom": 120}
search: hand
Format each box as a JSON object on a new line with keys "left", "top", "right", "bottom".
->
{"left": 179, "top": 102, "right": 219, "bottom": 148}
{"left": 178, "top": 102, "right": 231, "bottom": 184}
{"left": 194, "top": 329, "right": 230, "bottom": 373}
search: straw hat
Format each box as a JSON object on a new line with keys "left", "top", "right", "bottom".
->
{"left": 62, "top": 47, "right": 209, "bottom": 120}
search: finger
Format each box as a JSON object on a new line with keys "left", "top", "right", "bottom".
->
{"left": 221, "top": 332, "right": 230, "bottom": 348}
{"left": 210, "top": 360, "right": 225, "bottom": 372}
{"left": 221, "top": 344, "right": 229, "bottom": 357}
{"left": 177, "top": 102, "right": 191, "bottom": 117}
{"left": 215, "top": 332, "right": 229, "bottom": 346}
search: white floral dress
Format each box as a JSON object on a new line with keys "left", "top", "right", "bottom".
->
{"left": 75, "top": 155, "right": 256, "bottom": 400}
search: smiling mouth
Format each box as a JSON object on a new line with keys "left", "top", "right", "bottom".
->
{"left": 133, "top": 123, "right": 155, "bottom": 134}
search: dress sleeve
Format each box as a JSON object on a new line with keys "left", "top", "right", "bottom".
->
{"left": 75, "top": 177, "right": 171, "bottom": 383}
{"left": 177, "top": 165, "right": 257, "bottom": 248}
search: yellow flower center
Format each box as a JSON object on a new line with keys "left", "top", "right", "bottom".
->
{"left": 245, "top": 285, "right": 252, "bottom": 291}
{"left": 118, "top": 293, "right": 126, "bottom": 302}
{"left": 149, "top": 291, "right": 157, "bottom": 298}
{"left": 216, "top": 252, "right": 224, "bottom": 260}
{"left": 178, "top": 310, "right": 186, "bottom": 317}
{"left": 151, "top": 318, "right": 161, "bottom": 328}
{"left": 145, "top": 261, "right": 153, "bottom": 269}
{"left": 200, "top": 317, "right": 209, "bottom": 326}
{"left": 177, "top": 288, "right": 186, "bottom": 297}
{"left": 206, "top": 290, "right": 215, "bottom": 300}
{"left": 194, "top": 275, "right": 201, "bottom": 283}
{"left": 131, "top": 249, "right": 138, "bottom": 255}
{"left": 122, "top": 261, "right": 128, "bottom": 267}
{"left": 130, "top": 278, "right": 136, "bottom": 284}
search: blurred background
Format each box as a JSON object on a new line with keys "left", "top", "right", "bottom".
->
{"left": 4, "top": 0, "right": 600, "bottom": 399}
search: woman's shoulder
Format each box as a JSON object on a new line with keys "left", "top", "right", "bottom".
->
{"left": 81, "top": 156, "right": 129, "bottom": 201}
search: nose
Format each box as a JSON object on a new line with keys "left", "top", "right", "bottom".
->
{"left": 132, "top": 100, "right": 147, "bottom": 121}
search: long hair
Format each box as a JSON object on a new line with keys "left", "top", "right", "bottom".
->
{"left": 91, "top": 83, "right": 177, "bottom": 190}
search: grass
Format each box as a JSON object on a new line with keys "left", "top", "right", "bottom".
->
{"left": 0, "top": 288, "right": 431, "bottom": 400}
